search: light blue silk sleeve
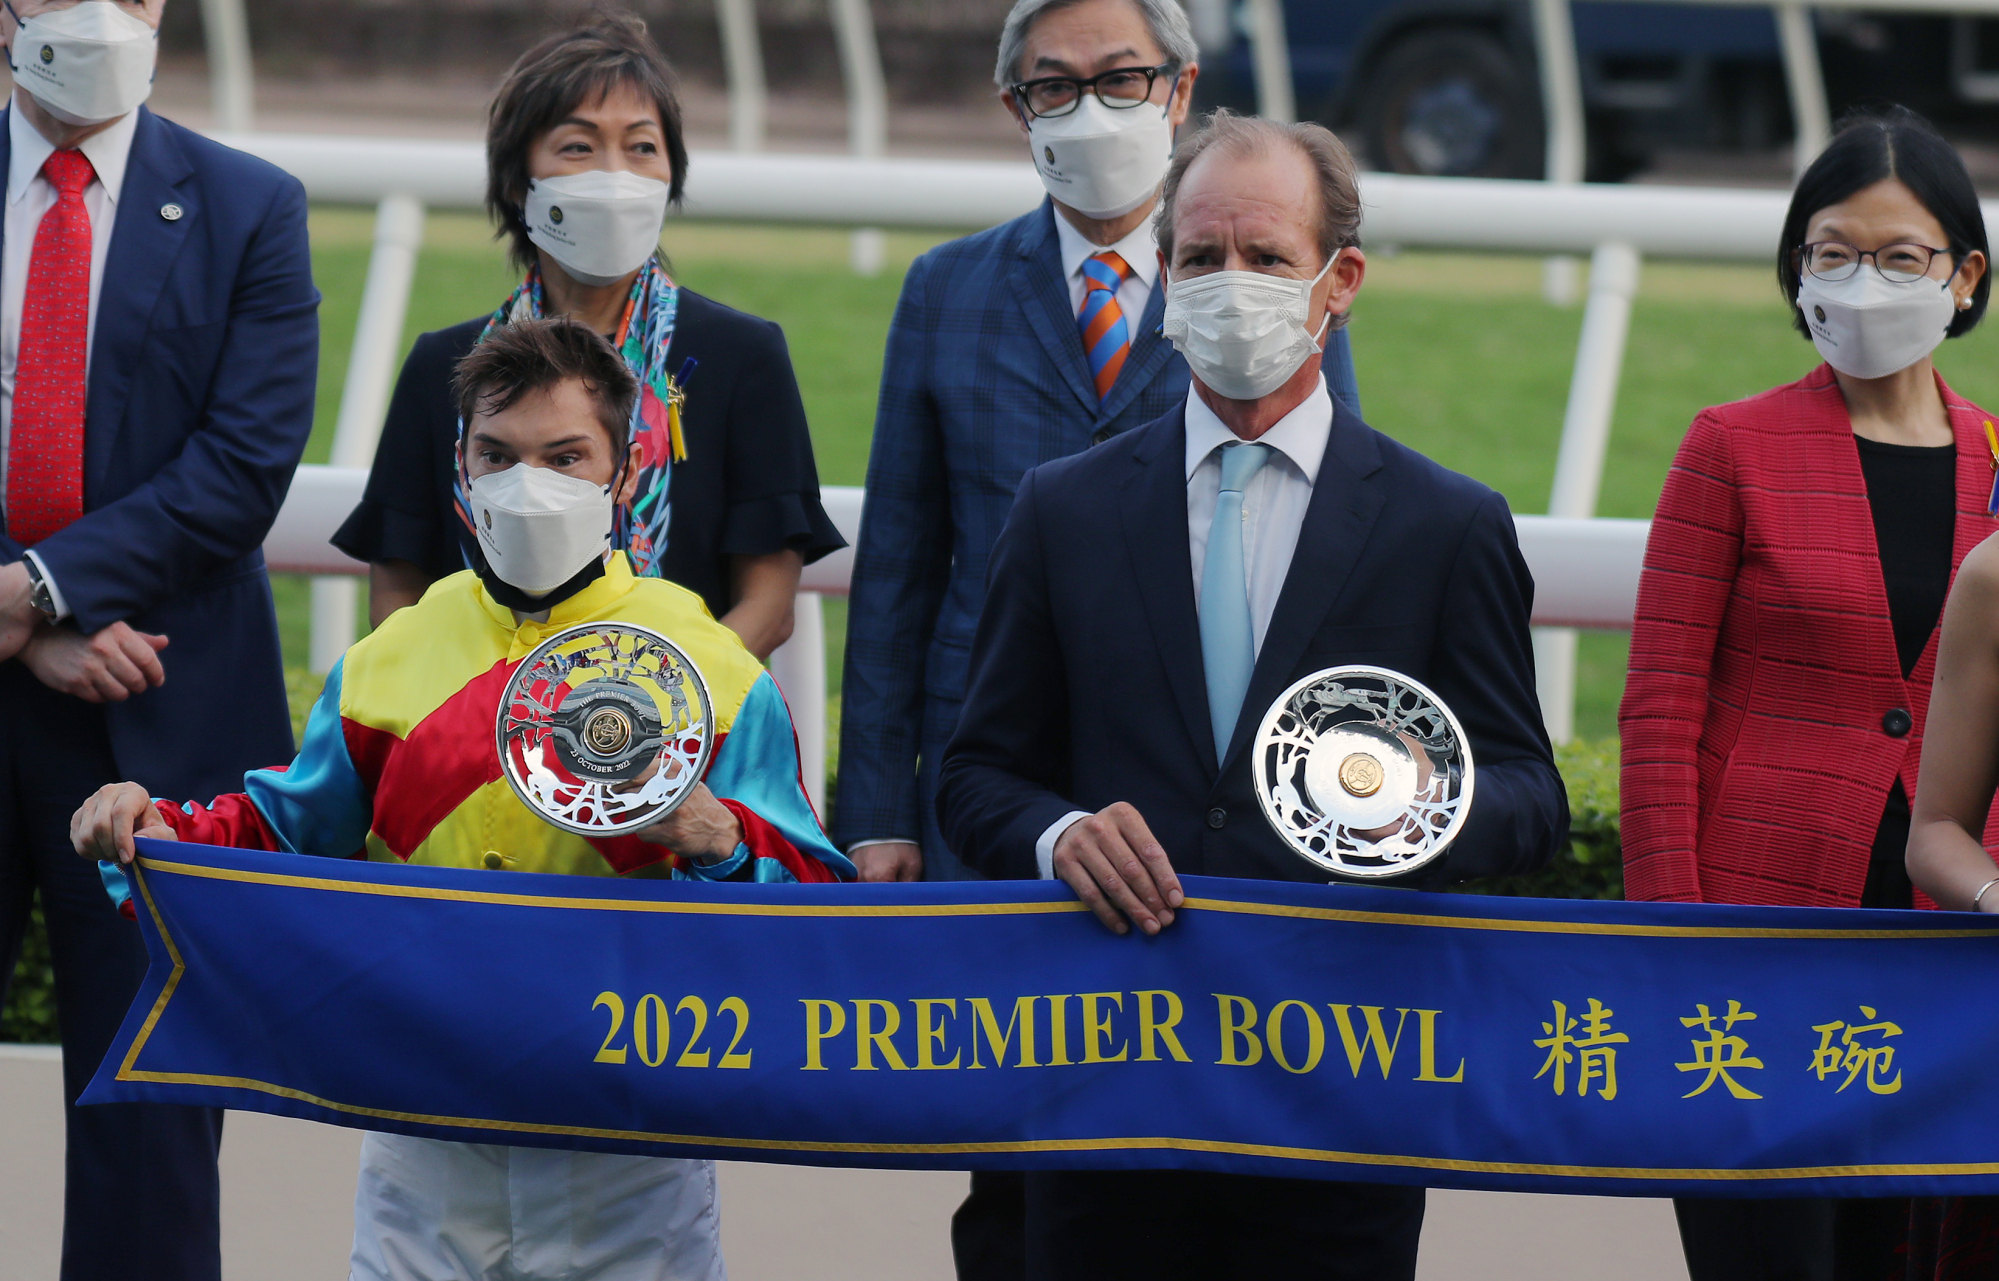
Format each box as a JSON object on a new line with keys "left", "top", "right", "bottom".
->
{"left": 241, "top": 658, "right": 373, "bottom": 858}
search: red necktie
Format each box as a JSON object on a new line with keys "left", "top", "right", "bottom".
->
{"left": 7, "top": 148, "right": 94, "bottom": 546}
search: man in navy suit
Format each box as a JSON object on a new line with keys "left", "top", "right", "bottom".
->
{"left": 939, "top": 112, "right": 1566, "bottom": 1279}
{"left": 832, "top": 3, "right": 1359, "bottom": 1273}
{"left": 0, "top": 2, "right": 318, "bottom": 1277}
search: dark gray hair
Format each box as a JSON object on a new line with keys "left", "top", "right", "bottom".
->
{"left": 1157, "top": 109, "right": 1363, "bottom": 296}
{"left": 994, "top": 0, "right": 1199, "bottom": 87}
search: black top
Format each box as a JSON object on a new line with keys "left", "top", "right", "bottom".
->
{"left": 1855, "top": 435, "right": 1956, "bottom": 911}
{"left": 1856, "top": 436, "right": 1956, "bottom": 679}
{"left": 332, "top": 288, "right": 845, "bottom": 622}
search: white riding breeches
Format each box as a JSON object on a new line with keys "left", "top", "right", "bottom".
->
{"left": 348, "top": 1132, "right": 727, "bottom": 1281}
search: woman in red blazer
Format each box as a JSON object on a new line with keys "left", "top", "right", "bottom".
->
{"left": 1622, "top": 107, "right": 1992, "bottom": 1280}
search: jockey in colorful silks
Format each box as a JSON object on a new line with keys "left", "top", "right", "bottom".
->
{"left": 75, "top": 316, "right": 851, "bottom": 1281}
{"left": 113, "top": 551, "right": 843, "bottom": 886}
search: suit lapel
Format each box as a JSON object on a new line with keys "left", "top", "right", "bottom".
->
{"left": 1009, "top": 200, "right": 1098, "bottom": 416}
{"left": 1221, "top": 399, "right": 1387, "bottom": 771}
{"left": 86, "top": 109, "right": 194, "bottom": 498}
{"left": 0, "top": 109, "right": 10, "bottom": 273}
{"left": 1098, "top": 277, "right": 1173, "bottom": 423}
{"left": 1120, "top": 406, "right": 1216, "bottom": 770}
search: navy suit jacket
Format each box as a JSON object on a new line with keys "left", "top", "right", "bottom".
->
{"left": 0, "top": 108, "right": 318, "bottom": 801}
{"left": 938, "top": 398, "right": 1567, "bottom": 887}
{"left": 833, "top": 198, "right": 1360, "bottom": 879}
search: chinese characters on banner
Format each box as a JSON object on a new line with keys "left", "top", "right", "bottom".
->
{"left": 1532, "top": 998, "right": 1905, "bottom": 1102}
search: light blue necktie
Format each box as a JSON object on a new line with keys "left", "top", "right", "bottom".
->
{"left": 1199, "top": 442, "right": 1272, "bottom": 760}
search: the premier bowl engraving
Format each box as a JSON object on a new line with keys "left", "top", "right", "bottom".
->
{"left": 1252, "top": 665, "right": 1474, "bottom": 879}
{"left": 497, "top": 623, "right": 715, "bottom": 836}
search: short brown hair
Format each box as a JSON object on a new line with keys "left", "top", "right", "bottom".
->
{"left": 486, "top": 10, "right": 690, "bottom": 271}
{"left": 1156, "top": 109, "right": 1363, "bottom": 316}
{"left": 454, "top": 317, "right": 638, "bottom": 452}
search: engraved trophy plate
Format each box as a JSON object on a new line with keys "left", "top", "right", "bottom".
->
{"left": 496, "top": 622, "right": 715, "bottom": 836}
{"left": 1250, "top": 665, "right": 1474, "bottom": 879}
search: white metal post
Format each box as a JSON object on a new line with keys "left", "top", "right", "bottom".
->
{"left": 1244, "top": 0, "right": 1297, "bottom": 122}
{"left": 716, "top": 0, "right": 767, "bottom": 152}
{"left": 309, "top": 194, "right": 427, "bottom": 674}
{"left": 198, "top": 0, "right": 254, "bottom": 133}
{"left": 830, "top": 0, "right": 889, "bottom": 275}
{"left": 1774, "top": 2, "right": 1832, "bottom": 174}
{"left": 768, "top": 593, "right": 828, "bottom": 811}
{"left": 1531, "top": 0, "right": 1587, "bottom": 304}
{"left": 1533, "top": 240, "right": 1640, "bottom": 743}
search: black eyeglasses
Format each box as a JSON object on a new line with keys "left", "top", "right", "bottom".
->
{"left": 1010, "top": 61, "right": 1180, "bottom": 120}
{"left": 1798, "top": 240, "right": 1956, "bottom": 284}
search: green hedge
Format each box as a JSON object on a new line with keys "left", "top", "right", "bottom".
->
{"left": 1461, "top": 738, "right": 1623, "bottom": 901}
{"left": 0, "top": 899, "right": 57, "bottom": 1043}
{"left": 0, "top": 734, "right": 1626, "bottom": 1044}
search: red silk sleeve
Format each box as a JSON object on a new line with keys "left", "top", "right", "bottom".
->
{"left": 719, "top": 798, "right": 839, "bottom": 883}
{"left": 153, "top": 794, "right": 283, "bottom": 851}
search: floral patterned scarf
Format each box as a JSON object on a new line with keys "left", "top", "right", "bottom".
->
{"left": 456, "top": 255, "right": 686, "bottom": 577}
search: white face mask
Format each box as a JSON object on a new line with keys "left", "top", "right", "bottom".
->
{"left": 523, "top": 170, "right": 670, "bottom": 288}
{"left": 1797, "top": 268, "right": 1959, "bottom": 381}
{"left": 7, "top": 1, "right": 156, "bottom": 128}
{"left": 467, "top": 462, "right": 615, "bottom": 598}
{"left": 1163, "top": 253, "right": 1339, "bottom": 401}
{"left": 1027, "top": 96, "right": 1174, "bottom": 221}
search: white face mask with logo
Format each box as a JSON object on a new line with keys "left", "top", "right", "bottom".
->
{"left": 1163, "top": 253, "right": 1340, "bottom": 401}
{"left": 1796, "top": 268, "right": 1960, "bottom": 381}
{"left": 523, "top": 170, "right": 670, "bottom": 288}
{"left": 1027, "top": 95, "right": 1174, "bottom": 221}
{"left": 467, "top": 462, "right": 615, "bottom": 598}
{"left": 7, "top": 0, "right": 157, "bottom": 128}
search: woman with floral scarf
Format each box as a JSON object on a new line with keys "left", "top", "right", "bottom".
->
{"left": 336, "top": 12, "right": 843, "bottom": 658}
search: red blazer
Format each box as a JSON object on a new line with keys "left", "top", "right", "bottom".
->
{"left": 1621, "top": 364, "right": 1999, "bottom": 906}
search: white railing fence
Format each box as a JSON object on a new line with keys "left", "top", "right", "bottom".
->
{"left": 193, "top": 4, "right": 1999, "bottom": 770}
{"left": 265, "top": 476, "right": 1647, "bottom": 812}
{"left": 236, "top": 131, "right": 1999, "bottom": 781}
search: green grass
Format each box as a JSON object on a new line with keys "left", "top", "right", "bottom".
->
{"left": 288, "top": 215, "right": 1999, "bottom": 740}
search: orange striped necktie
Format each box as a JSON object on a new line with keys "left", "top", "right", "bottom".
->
{"left": 1079, "top": 250, "right": 1133, "bottom": 402}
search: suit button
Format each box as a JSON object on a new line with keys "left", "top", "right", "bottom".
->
{"left": 1206, "top": 807, "right": 1227, "bottom": 830}
{"left": 1882, "top": 708, "right": 1912, "bottom": 738}
{"left": 482, "top": 851, "right": 505, "bottom": 870}
{"left": 1090, "top": 428, "right": 1112, "bottom": 446}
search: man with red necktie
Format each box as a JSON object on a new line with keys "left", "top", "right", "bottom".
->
{"left": 0, "top": 3, "right": 318, "bottom": 1279}
{"left": 832, "top": 2, "right": 1363, "bottom": 1276}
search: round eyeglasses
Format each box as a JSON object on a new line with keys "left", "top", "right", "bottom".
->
{"left": 1799, "top": 241, "right": 1956, "bottom": 285}
{"left": 1010, "top": 61, "right": 1180, "bottom": 120}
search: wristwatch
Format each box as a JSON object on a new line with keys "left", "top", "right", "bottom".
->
{"left": 23, "top": 558, "right": 57, "bottom": 623}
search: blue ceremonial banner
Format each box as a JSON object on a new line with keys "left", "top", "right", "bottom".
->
{"left": 84, "top": 839, "right": 1999, "bottom": 1198}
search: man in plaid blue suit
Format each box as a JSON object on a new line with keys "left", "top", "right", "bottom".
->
{"left": 834, "top": 0, "right": 1359, "bottom": 889}
{"left": 831, "top": 4, "right": 1360, "bottom": 1275}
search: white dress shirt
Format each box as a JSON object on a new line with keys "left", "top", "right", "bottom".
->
{"left": 0, "top": 94, "right": 140, "bottom": 619}
{"left": 847, "top": 212, "right": 1165, "bottom": 860}
{"left": 1050, "top": 207, "right": 1160, "bottom": 327}
{"left": 1035, "top": 378, "right": 1335, "bottom": 877}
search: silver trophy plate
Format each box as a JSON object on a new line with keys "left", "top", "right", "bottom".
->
{"left": 496, "top": 622, "right": 715, "bottom": 836}
{"left": 1250, "top": 665, "right": 1474, "bottom": 880}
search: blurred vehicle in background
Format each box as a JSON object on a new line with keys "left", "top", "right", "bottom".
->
{"left": 1189, "top": 0, "right": 1999, "bottom": 180}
